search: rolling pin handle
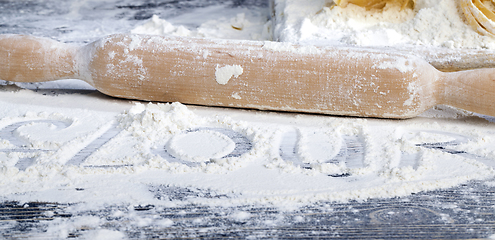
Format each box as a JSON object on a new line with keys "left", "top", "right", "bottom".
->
{"left": 0, "top": 34, "right": 78, "bottom": 83}
{"left": 439, "top": 69, "right": 495, "bottom": 117}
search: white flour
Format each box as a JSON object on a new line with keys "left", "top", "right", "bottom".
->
{"left": 131, "top": 12, "right": 272, "bottom": 41}
{"left": 271, "top": 0, "right": 495, "bottom": 49}
{"left": 130, "top": 0, "right": 495, "bottom": 57}
{"left": 166, "top": 130, "right": 236, "bottom": 162}
{"left": 1, "top": 89, "right": 494, "bottom": 208}
{"left": 215, "top": 65, "right": 244, "bottom": 85}
{"left": 0, "top": 0, "right": 493, "bottom": 207}
{"left": 134, "top": 0, "right": 494, "bottom": 49}
{"left": 3, "top": 1, "right": 495, "bottom": 237}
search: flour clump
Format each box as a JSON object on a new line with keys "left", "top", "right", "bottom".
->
{"left": 215, "top": 65, "right": 244, "bottom": 85}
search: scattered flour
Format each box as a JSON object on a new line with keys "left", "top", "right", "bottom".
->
{"left": 81, "top": 229, "right": 127, "bottom": 240}
{"left": 230, "top": 211, "right": 252, "bottom": 221}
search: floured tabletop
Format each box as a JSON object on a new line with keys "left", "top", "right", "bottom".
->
{"left": 1, "top": 0, "right": 495, "bottom": 238}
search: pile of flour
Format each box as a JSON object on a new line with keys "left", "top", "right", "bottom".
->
{"left": 272, "top": 0, "right": 495, "bottom": 48}
{"left": 132, "top": 0, "right": 495, "bottom": 49}
{"left": 131, "top": 12, "right": 272, "bottom": 41}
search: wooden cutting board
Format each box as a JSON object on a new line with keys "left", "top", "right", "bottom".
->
{"left": 1, "top": 34, "right": 495, "bottom": 118}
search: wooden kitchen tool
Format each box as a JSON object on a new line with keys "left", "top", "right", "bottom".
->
{"left": 1, "top": 34, "right": 495, "bottom": 118}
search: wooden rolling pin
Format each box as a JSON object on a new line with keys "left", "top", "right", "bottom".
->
{"left": 381, "top": 45, "right": 495, "bottom": 72}
{"left": 1, "top": 34, "right": 495, "bottom": 118}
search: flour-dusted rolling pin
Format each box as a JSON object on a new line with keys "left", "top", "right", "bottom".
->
{"left": 1, "top": 34, "right": 495, "bottom": 118}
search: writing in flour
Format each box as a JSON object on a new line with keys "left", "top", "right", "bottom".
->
{"left": 2, "top": 0, "right": 495, "bottom": 206}
{"left": 1, "top": 88, "right": 494, "bottom": 206}
{"left": 166, "top": 129, "right": 236, "bottom": 162}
